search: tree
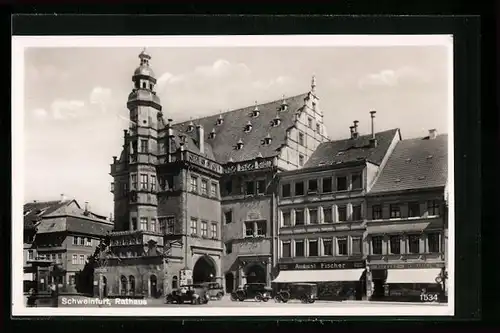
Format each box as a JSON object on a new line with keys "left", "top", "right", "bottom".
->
{"left": 76, "top": 233, "right": 111, "bottom": 294}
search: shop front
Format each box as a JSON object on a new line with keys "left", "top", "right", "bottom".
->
{"left": 272, "top": 260, "right": 367, "bottom": 300}
{"left": 367, "top": 262, "right": 446, "bottom": 302}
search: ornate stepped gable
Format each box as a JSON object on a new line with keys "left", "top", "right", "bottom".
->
{"left": 169, "top": 93, "right": 310, "bottom": 164}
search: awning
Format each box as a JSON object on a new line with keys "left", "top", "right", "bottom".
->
{"left": 273, "top": 269, "right": 365, "bottom": 283}
{"left": 23, "top": 273, "right": 34, "bottom": 280}
{"left": 386, "top": 268, "right": 441, "bottom": 284}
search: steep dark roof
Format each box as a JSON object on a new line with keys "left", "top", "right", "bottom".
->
{"left": 370, "top": 134, "right": 448, "bottom": 194}
{"left": 23, "top": 200, "right": 75, "bottom": 230}
{"left": 36, "top": 216, "right": 113, "bottom": 236}
{"left": 171, "top": 93, "right": 309, "bottom": 164}
{"left": 304, "top": 128, "right": 400, "bottom": 168}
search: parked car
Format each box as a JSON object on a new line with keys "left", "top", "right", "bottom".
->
{"left": 230, "top": 283, "right": 273, "bottom": 302}
{"left": 200, "top": 280, "right": 224, "bottom": 300}
{"left": 274, "top": 283, "right": 317, "bottom": 304}
{"left": 165, "top": 284, "right": 209, "bottom": 305}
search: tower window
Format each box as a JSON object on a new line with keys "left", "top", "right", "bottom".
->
{"left": 308, "top": 117, "right": 313, "bottom": 128}
{"left": 142, "top": 82, "right": 147, "bottom": 89}
{"left": 141, "top": 139, "right": 148, "bottom": 153}
{"left": 298, "top": 132, "right": 305, "bottom": 146}
{"left": 140, "top": 174, "right": 148, "bottom": 190}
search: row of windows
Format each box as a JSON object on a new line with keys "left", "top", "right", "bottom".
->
{"left": 130, "top": 173, "right": 157, "bottom": 192}
{"left": 281, "top": 237, "right": 363, "bottom": 258}
{"left": 370, "top": 233, "right": 441, "bottom": 255}
{"left": 72, "top": 236, "right": 93, "bottom": 247}
{"left": 31, "top": 252, "right": 63, "bottom": 262}
{"left": 130, "top": 217, "right": 158, "bottom": 232}
{"left": 190, "top": 217, "right": 218, "bottom": 239}
{"left": 71, "top": 254, "right": 88, "bottom": 265}
{"left": 371, "top": 201, "right": 440, "bottom": 219}
{"left": 190, "top": 176, "right": 218, "bottom": 197}
{"left": 244, "top": 221, "right": 267, "bottom": 237}
{"left": 282, "top": 204, "right": 363, "bottom": 226}
{"left": 223, "top": 179, "right": 266, "bottom": 196}
{"left": 282, "top": 173, "right": 363, "bottom": 197}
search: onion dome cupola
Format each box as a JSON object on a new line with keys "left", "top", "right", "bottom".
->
{"left": 127, "top": 48, "right": 161, "bottom": 111}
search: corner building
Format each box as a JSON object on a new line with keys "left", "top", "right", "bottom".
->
{"left": 98, "top": 50, "right": 328, "bottom": 297}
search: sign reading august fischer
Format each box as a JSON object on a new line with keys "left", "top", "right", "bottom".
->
{"left": 279, "top": 261, "right": 365, "bottom": 271}
{"left": 369, "top": 262, "right": 445, "bottom": 270}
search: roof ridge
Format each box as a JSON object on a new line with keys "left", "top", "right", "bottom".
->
{"left": 172, "top": 92, "right": 309, "bottom": 126}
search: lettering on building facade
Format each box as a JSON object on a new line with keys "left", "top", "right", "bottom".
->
{"left": 369, "top": 262, "right": 445, "bottom": 270}
{"left": 223, "top": 158, "right": 274, "bottom": 174}
{"left": 279, "top": 261, "right": 365, "bottom": 271}
{"left": 187, "top": 152, "right": 222, "bottom": 173}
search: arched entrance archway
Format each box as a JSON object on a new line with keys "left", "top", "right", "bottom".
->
{"left": 150, "top": 275, "right": 157, "bottom": 298}
{"left": 225, "top": 272, "right": 234, "bottom": 293}
{"left": 129, "top": 275, "right": 135, "bottom": 295}
{"left": 120, "top": 275, "right": 127, "bottom": 295}
{"left": 245, "top": 264, "right": 266, "bottom": 284}
{"left": 193, "top": 255, "right": 217, "bottom": 284}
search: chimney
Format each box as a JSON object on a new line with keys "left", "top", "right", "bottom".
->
{"left": 349, "top": 126, "right": 355, "bottom": 139}
{"left": 84, "top": 201, "right": 89, "bottom": 213}
{"left": 33, "top": 200, "right": 37, "bottom": 203}
{"left": 428, "top": 128, "right": 437, "bottom": 140}
{"left": 60, "top": 193, "right": 66, "bottom": 202}
{"left": 369, "top": 110, "right": 377, "bottom": 147}
{"left": 109, "top": 213, "right": 113, "bottom": 222}
{"left": 196, "top": 124, "right": 204, "bottom": 154}
{"left": 353, "top": 120, "right": 359, "bottom": 138}
{"left": 112, "top": 156, "right": 117, "bottom": 164}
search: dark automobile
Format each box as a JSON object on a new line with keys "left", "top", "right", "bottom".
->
{"left": 200, "top": 280, "right": 225, "bottom": 300}
{"left": 274, "top": 283, "right": 318, "bottom": 304}
{"left": 165, "top": 284, "right": 209, "bottom": 305}
{"left": 230, "top": 283, "right": 273, "bottom": 302}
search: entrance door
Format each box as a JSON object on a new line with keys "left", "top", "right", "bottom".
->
{"left": 245, "top": 264, "right": 266, "bottom": 284}
{"left": 150, "top": 275, "right": 157, "bottom": 298}
{"left": 225, "top": 272, "right": 234, "bottom": 293}
{"left": 193, "top": 256, "right": 217, "bottom": 284}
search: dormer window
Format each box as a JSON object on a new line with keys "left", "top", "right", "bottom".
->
{"left": 236, "top": 139, "right": 244, "bottom": 150}
{"left": 186, "top": 121, "right": 195, "bottom": 132}
{"left": 272, "top": 114, "right": 282, "bottom": 127}
{"left": 208, "top": 128, "right": 216, "bottom": 139}
{"left": 252, "top": 102, "right": 260, "bottom": 117}
{"left": 280, "top": 95, "right": 288, "bottom": 111}
{"left": 216, "top": 113, "right": 224, "bottom": 126}
{"left": 262, "top": 134, "right": 272, "bottom": 145}
{"left": 244, "top": 121, "right": 253, "bottom": 133}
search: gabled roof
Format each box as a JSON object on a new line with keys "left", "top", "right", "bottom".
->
{"left": 36, "top": 215, "right": 113, "bottom": 236}
{"left": 23, "top": 200, "right": 76, "bottom": 230}
{"left": 369, "top": 134, "right": 448, "bottom": 194}
{"left": 304, "top": 128, "right": 400, "bottom": 168}
{"left": 171, "top": 93, "right": 309, "bottom": 164}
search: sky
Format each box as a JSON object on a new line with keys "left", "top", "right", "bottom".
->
{"left": 22, "top": 44, "right": 450, "bottom": 216}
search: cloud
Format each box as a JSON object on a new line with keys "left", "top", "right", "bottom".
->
{"left": 358, "top": 66, "right": 431, "bottom": 89}
{"left": 155, "top": 59, "right": 303, "bottom": 120}
{"left": 50, "top": 99, "right": 86, "bottom": 119}
{"left": 26, "top": 64, "right": 70, "bottom": 83}
{"left": 32, "top": 108, "right": 48, "bottom": 119}
{"left": 89, "top": 86, "right": 113, "bottom": 113}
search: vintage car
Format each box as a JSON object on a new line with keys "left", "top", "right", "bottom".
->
{"left": 274, "top": 283, "right": 318, "bottom": 303}
{"left": 165, "top": 284, "right": 209, "bottom": 305}
{"left": 200, "top": 280, "right": 225, "bottom": 300}
{"left": 230, "top": 283, "right": 273, "bottom": 302}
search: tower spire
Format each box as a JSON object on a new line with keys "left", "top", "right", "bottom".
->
{"left": 311, "top": 74, "right": 317, "bottom": 93}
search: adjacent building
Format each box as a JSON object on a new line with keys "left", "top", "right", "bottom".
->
{"left": 364, "top": 130, "right": 448, "bottom": 301}
{"left": 24, "top": 196, "right": 112, "bottom": 293}
{"left": 273, "top": 120, "right": 401, "bottom": 300}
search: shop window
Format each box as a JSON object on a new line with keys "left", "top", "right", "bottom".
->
{"left": 408, "top": 234, "right": 420, "bottom": 254}
{"left": 336, "top": 176, "right": 347, "bottom": 191}
{"left": 408, "top": 202, "right": 420, "bottom": 217}
{"left": 295, "top": 181, "right": 304, "bottom": 196}
{"left": 295, "top": 241, "right": 305, "bottom": 257}
{"left": 322, "top": 177, "right": 332, "bottom": 193}
{"left": 295, "top": 210, "right": 304, "bottom": 225}
{"left": 282, "top": 183, "right": 291, "bottom": 197}
{"left": 372, "top": 236, "right": 383, "bottom": 255}
{"left": 322, "top": 239, "right": 333, "bottom": 256}
{"left": 390, "top": 204, "right": 401, "bottom": 218}
{"left": 372, "top": 205, "right": 382, "bottom": 220}
{"left": 389, "top": 235, "right": 401, "bottom": 254}
{"left": 282, "top": 242, "right": 291, "bottom": 258}
{"left": 308, "top": 240, "right": 318, "bottom": 257}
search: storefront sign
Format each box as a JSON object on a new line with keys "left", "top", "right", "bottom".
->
{"left": 279, "top": 261, "right": 365, "bottom": 271}
{"left": 369, "top": 263, "right": 445, "bottom": 270}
